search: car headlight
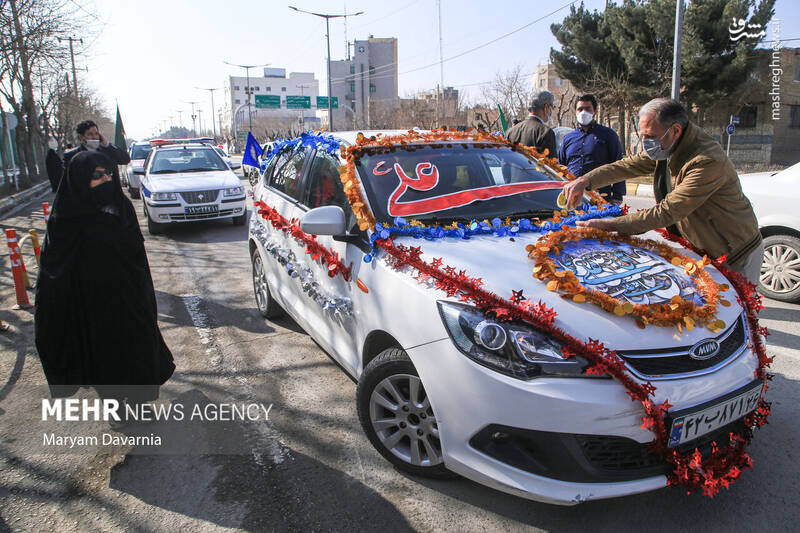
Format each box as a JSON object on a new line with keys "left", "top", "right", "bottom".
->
{"left": 152, "top": 192, "right": 177, "bottom": 201}
{"left": 437, "top": 301, "right": 599, "bottom": 379}
{"left": 223, "top": 186, "right": 244, "bottom": 197}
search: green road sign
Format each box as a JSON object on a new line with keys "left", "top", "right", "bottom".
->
{"left": 316, "top": 96, "right": 339, "bottom": 109}
{"left": 254, "top": 95, "right": 280, "bottom": 109}
{"left": 286, "top": 96, "right": 311, "bottom": 109}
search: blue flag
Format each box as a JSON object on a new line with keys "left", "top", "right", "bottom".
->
{"left": 242, "top": 132, "right": 263, "bottom": 168}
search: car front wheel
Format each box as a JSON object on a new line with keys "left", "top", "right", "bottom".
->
{"left": 357, "top": 348, "right": 453, "bottom": 478}
{"left": 144, "top": 203, "right": 164, "bottom": 235}
{"left": 759, "top": 234, "right": 800, "bottom": 302}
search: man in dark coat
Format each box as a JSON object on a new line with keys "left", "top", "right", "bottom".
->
{"left": 505, "top": 89, "right": 557, "bottom": 157}
{"left": 35, "top": 150, "right": 174, "bottom": 403}
{"left": 60, "top": 120, "right": 130, "bottom": 191}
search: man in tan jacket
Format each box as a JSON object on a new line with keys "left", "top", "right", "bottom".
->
{"left": 563, "top": 98, "right": 763, "bottom": 284}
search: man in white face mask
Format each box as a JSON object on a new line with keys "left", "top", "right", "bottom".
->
{"left": 505, "top": 89, "right": 557, "bottom": 157}
{"left": 562, "top": 98, "right": 763, "bottom": 284}
{"left": 60, "top": 120, "right": 130, "bottom": 191}
{"left": 558, "top": 94, "right": 626, "bottom": 203}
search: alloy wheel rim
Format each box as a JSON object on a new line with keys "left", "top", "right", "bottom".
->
{"left": 252, "top": 255, "right": 269, "bottom": 311}
{"left": 369, "top": 373, "right": 443, "bottom": 467}
{"left": 760, "top": 243, "right": 800, "bottom": 294}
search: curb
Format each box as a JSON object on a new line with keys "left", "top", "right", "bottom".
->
{"left": 0, "top": 182, "right": 51, "bottom": 218}
{"left": 626, "top": 182, "right": 654, "bottom": 198}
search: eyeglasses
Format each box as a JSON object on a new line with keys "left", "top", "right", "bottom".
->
{"left": 91, "top": 170, "right": 112, "bottom": 180}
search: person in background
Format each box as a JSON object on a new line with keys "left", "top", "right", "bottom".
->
{"left": 61, "top": 120, "right": 130, "bottom": 190}
{"left": 35, "top": 151, "right": 174, "bottom": 427}
{"left": 45, "top": 148, "right": 63, "bottom": 192}
{"left": 558, "top": 94, "right": 626, "bottom": 204}
{"left": 505, "top": 89, "right": 557, "bottom": 157}
{"left": 563, "top": 98, "right": 763, "bottom": 284}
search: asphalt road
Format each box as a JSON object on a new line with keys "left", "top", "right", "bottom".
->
{"left": 0, "top": 180, "right": 797, "bottom": 532}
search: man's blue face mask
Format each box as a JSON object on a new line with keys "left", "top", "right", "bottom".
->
{"left": 642, "top": 126, "right": 677, "bottom": 160}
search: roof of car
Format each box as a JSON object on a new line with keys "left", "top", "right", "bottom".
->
{"left": 331, "top": 130, "right": 426, "bottom": 146}
{"left": 153, "top": 143, "right": 214, "bottom": 151}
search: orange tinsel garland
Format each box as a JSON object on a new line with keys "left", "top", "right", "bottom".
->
{"left": 338, "top": 129, "right": 605, "bottom": 231}
{"left": 528, "top": 226, "right": 731, "bottom": 331}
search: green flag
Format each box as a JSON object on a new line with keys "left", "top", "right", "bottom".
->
{"left": 497, "top": 104, "right": 508, "bottom": 135}
{"left": 114, "top": 105, "right": 126, "bottom": 150}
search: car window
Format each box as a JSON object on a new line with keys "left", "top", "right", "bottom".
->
{"left": 269, "top": 146, "right": 307, "bottom": 202}
{"left": 131, "top": 144, "right": 152, "bottom": 160}
{"left": 305, "top": 151, "right": 357, "bottom": 231}
{"left": 149, "top": 147, "right": 228, "bottom": 174}
{"left": 261, "top": 154, "right": 280, "bottom": 187}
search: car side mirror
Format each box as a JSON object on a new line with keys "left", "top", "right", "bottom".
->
{"left": 300, "top": 206, "right": 346, "bottom": 236}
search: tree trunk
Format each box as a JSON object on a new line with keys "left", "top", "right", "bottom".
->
{"left": 0, "top": 105, "right": 10, "bottom": 189}
{"left": 618, "top": 104, "right": 627, "bottom": 156}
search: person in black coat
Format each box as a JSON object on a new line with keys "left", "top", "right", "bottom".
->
{"left": 35, "top": 150, "right": 174, "bottom": 407}
{"left": 59, "top": 120, "right": 130, "bottom": 191}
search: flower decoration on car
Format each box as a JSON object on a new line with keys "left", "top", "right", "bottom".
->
{"left": 527, "top": 226, "right": 727, "bottom": 331}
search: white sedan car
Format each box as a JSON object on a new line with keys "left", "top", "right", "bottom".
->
{"left": 141, "top": 143, "right": 246, "bottom": 234}
{"left": 249, "top": 131, "right": 763, "bottom": 504}
{"left": 124, "top": 141, "right": 152, "bottom": 198}
{"left": 740, "top": 162, "right": 800, "bottom": 302}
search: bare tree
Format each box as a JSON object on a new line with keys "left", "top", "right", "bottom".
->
{"left": 480, "top": 64, "right": 530, "bottom": 123}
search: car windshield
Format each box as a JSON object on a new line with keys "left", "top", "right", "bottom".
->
{"left": 356, "top": 143, "right": 566, "bottom": 223}
{"left": 131, "top": 144, "right": 152, "bottom": 160}
{"left": 149, "top": 147, "right": 227, "bottom": 174}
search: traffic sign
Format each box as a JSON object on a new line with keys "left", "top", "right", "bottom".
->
{"left": 316, "top": 96, "right": 339, "bottom": 109}
{"left": 731, "top": 116, "right": 740, "bottom": 125}
{"left": 255, "top": 95, "right": 280, "bottom": 109}
{"left": 286, "top": 96, "right": 311, "bottom": 109}
{"left": 727, "top": 124, "right": 735, "bottom": 135}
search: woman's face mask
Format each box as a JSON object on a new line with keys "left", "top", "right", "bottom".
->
{"left": 89, "top": 168, "right": 114, "bottom": 206}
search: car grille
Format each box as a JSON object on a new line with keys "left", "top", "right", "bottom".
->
{"left": 578, "top": 419, "right": 746, "bottom": 474}
{"left": 180, "top": 190, "right": 219, "bottom": 204}
{"left": 169, "top": 209, "right": 234, "bottom": 221}
{"left": 616, "top": 314, "right": 747, "bottom": 380}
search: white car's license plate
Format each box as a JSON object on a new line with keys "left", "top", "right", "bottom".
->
{"left": 185, "top": 205, "right": 218, "bottom": 215}
{"left": 667, "top": 380, "right": 763, "bottom": 447}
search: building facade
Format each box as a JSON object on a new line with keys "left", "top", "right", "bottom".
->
{"left": 328, "top": 36, "right": 398, "bottom": 130}
{"left": 223, "top": 68, "right": 319, "bottom": 143}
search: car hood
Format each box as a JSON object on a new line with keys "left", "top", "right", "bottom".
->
{"left": 146, "top": 170, "right": 240, "bottom": 192}
{"left": 398, "top": 232, "right": 744, "bottom": 351}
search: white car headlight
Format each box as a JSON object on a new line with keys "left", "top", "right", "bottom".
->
{"left": 223, "top": 186, "right": 244, "bottom": 197}
{"left": 437, "top": 301, "right": 602, "bottom": 379}
{"left": 152, "top": 192, "right": 177, "bottom": 201}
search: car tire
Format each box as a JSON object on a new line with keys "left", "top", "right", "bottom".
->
{"left": 759, "top": 234, "right": 800, "bottom": 302}
{"left": 144, "top": 204, "right": 164, "bottom": 235}
{"left": 251, "top": 250, "right": 284, "bottom": 318}
{"left": 233, "top": 213, "right": 247, "bottom": 226}
{"left": 129, "top": 187, "right": 140, "bottom": 199}
{"left": 357, "top": 348, "right": 454, "bottom": 479}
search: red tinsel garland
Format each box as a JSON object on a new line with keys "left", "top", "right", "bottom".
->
{"left": 253, "top": 200, "right": 352, "bottom": 281}
{"left": 375, "top": 232, "right": 773, "bottom": 497}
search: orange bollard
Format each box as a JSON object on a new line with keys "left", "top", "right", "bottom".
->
{"left": 5, "top": 229, "right": 32, "bottom": 309}
{"left": 42, "top": 202, "right": 51, "bottom": 222}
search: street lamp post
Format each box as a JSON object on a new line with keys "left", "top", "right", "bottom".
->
{"left": 186, "top": 101, "right": 199, "bottom": 136}
{"left": 296, "top": 84, "right": 312, "bottom": 130}
{"left": 289, "top": 6, "right": 363, "bottom": 132}
{"left": 224, "top": 61, "right": 270, "bottom": 132}
{"left": 196, "top": 87, "right": 222, "bottom": 139}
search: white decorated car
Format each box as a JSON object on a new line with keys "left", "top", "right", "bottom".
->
{"left": 248, "top": 130, "right": 768, "bottom": 504}
{"left": 739, "top": 162, "right": 800, "bottom": 302}
{"left": 140, "top": 142, "right": 246, "bottom": 234}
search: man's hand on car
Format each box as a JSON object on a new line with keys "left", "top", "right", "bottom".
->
{"left": 563, "top": 176, "right": 590, "bottom": 210}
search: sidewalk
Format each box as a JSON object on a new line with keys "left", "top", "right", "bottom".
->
{"left": 0, "top": 181, "right": 51, "bottom": 218}
{"left": 625, "top": 182, "right": 654, "bottom": 198}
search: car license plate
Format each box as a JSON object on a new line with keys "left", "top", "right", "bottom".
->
{"left": 667, "top": 380, "right": 763, "bottom": 447}
{"left": 185, "top": 205, "right": 218, "bottom": 215}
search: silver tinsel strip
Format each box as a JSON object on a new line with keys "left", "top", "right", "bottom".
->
{"left": 250, "top": 221, "right": 353, "bottom": 320}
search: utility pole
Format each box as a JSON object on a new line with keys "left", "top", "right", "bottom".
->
{"left": 186, "top": 101, "right": 199, "bottom": 136}
{"left": 671, "top": 0, "right": 685, "bottom": 101}
{"left": 289, "top": 6, "right": 363, "bottom": 132}
{"left": 196, "top": 87, "right": 221, "bottom": 139}
{"left": 58, "top": 36, "right": 83, "bottom": 97}
{"left": 224, "top": 61, "right": 269, "bottom": 132}
{"left": 176, "top": 110, "right": 183, "bottom": 129}
{"left": 297, "top": 84, "right": 312, "bottom": 130}
{"left": 199, "top": 109, "right": 205, "bottom": 135}
{"left": 438, "top": 0, "right": 444, "bottom": 126}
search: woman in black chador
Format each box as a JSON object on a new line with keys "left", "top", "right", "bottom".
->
{"left": 35, "top": 150, "right": 174, "bottom": 403}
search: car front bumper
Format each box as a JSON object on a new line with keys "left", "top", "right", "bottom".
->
{"left": 145, "top": 196, "right": 246, "bottom": 223}
{"left": 407, "top": 337, "right": 759, "bottom": 505}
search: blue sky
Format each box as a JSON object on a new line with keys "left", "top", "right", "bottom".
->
{"left": 87, "top": 0, "right": 800, "bottom": 139}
